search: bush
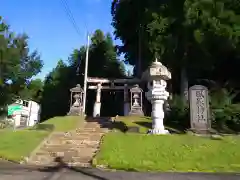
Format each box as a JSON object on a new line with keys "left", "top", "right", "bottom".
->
{"left": 166, "top": 95, "right": 190, "bottom": 129}
{"left": 166, "top": 88, "right": 240, "bottom": 132}
{"left": 210, "top": 88, "right": 240, "bottom": 132}
{"left": 0, "top": 118, "right": 14, "bottom": 129}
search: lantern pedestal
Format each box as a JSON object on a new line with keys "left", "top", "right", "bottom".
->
{"left": 142, "top": 59, "right": 171, "bottom": 135}
{"left": 146, "top": 89, "right": 169, "bottom": 134}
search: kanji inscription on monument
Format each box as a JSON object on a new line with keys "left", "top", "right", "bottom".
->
{"left": 189, "top": 85, "right": 210, "bottom": 132}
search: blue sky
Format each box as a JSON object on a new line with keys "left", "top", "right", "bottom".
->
{"left": 2, "top": 0, "right": 133, "bottom": 79}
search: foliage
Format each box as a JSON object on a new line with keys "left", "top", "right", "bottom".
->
{"left": 167, "top": 95, "right": 190, "bottom": 129}
{"left": 18, "top": 79, "right": 44, "bottom": 103}
{"left": 111, "top": 0, "right": 240, "bottom": 92}
{"left": 40, "top": 60, "right": 71, "bottom": 120}
{"left": 210, "top": 88, "right": 240, "bottom": 131}
{"left": 0, "top": 118, "right": 14, "bottom": 129}
{"left": 0, "top": 17, "right": 43, "bottom": 106}
{"left": 94, "top": 132, "right": 240, "bottom": 172}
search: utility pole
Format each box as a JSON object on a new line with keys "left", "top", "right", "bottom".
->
{"left": 82, "top": 33, "right": 90, "bottom": 115}
{"left": 138, "top": 24, "right": 142, "bottom": 78}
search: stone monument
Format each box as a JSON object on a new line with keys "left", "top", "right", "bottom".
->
{"left": 189, "top": 85, "right": 211, "bottom": 133}
{"left": 142, "top": 58, "right": 171, "bottom": 134}
{"left": 68, "top": 84, "right": 84, "bottom": 116}
{"left": 129, "top": 84, "right": 144, "bottom": 116}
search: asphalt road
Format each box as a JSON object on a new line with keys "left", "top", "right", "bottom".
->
{"left": 0, "top": 162, "right": 239, "bottom": 180}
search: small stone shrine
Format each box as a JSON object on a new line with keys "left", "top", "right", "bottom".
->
{"left": 189, "top": 85, "right": 211, "bottom": 133}
{"left": 142, "top": 58, "right": 171, "bottom": 134}
{"left": 129, "top": 84, "right": 144, "bottom": 116}
{"left": 68, "top": 84, "right": 84, "bottom": 116}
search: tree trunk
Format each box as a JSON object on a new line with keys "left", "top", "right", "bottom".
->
{"left": 180, "top": 67, "right": 189, "bottom": 102}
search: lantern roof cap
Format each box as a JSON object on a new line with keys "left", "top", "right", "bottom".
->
{"left": 70, "top": 84, "right": 83, "bottom": 92}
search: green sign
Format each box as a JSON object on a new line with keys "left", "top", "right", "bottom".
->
{"left": 8, "top": 105, "right": 22, "bottom": 116}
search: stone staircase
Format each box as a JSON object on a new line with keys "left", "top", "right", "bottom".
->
{"left": 27, "top": 119, "right": 110, "bottom": 167}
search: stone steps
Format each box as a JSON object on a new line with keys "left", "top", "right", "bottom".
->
{"left": 46, "top": 135, "right": 103, "bottom": 142}
{"left": 26, "top": 118, "right": 110, "bottom": 167}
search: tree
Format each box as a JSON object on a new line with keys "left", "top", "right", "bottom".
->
{"left": 111, "top": 0, "right": 240, "bottom": 96}
{"left": 0, "top": 16, "right": 43, "bottom": 107}
{"left": 88, "top": 30, "right": 125, "bottom": 78}
{"left": 18, "top": 79, "right": 44, "bottom": 103}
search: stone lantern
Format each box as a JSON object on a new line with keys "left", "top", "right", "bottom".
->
{"left": 142, "top": 58, "right": 171, "bottom": 134}
{"left": 68, "top": 84, "right": 84, "bottom": 116}
{"left": 129, "top": 84, "right": 144, "bottom": 116}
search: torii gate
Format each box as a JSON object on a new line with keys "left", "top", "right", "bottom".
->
{"left": 87, "top": 77, "right": 142, "bottom": 117}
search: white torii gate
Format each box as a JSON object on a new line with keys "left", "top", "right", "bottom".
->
{"left": 87, "top": 77, "right": 141, "bottom": 117}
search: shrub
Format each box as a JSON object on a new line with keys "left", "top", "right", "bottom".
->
{"left": 210, "top": 88, "right": 240, "bottom": 132}
{"left": 0, "top": 118, "right": 14, "bottom": 129}
{"left": 166, "top": 95, "right": 190, "bottom": 129}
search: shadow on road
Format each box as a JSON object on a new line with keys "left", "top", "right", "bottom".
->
{"left": 38, "top": 157, "right": 108, "bottom": 180}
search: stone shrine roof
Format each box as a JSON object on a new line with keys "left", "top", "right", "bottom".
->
{"left": 70, "top": 84, "right": 83, "bottom": 93}
{"left": 130, "top": 84, "right": 143, "bottom": 93}
{"left": 141, "top": 58, "right": 171, "bottom": 81}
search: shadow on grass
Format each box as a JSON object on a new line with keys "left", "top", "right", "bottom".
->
{"left": 38, "top": 157, "right": 109, "bottom": 180}
{"left": 134, "top": 121, "right": 186, "bottom": 134}
{"left": 85, "top": 116, "right": 186, "bottom": 134}
{"left": 29, "top": 124, "right": 55, "bottom": 131}
{"left": 85, "top": 116, "right": 132, "bottom": 133}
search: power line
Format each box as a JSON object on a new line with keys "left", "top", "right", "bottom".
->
{"left": 60, "top": 0, "right": 90, "bottom": 116}
{"left": 60, "top": 0, "right": 82, "bottom": 36}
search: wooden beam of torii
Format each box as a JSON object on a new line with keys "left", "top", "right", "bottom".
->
{"left": 88, "top": 85, "right": 136, "bottom": 90}
{"left": 88, "top": 85, "right": 126, "bottom": 90}
{"left": 87, "top": 77, "right": 141, "bottom": 84}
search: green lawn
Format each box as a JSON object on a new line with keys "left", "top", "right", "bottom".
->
{"left": 0, "top": 130, "right": 48, "bottom": 162}
{"left": 94, "top": 116, "right": 240, "bottom": 172}
{"left": 40, "top": 116, "right": 83, "bottom": 132}
{"left": 0, "top": 116, "right": 84, "bottom": 162}
{"left": 94, "top": 132, "right": 240, "bottom": 172}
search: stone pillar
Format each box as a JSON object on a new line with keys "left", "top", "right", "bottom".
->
{"left": 142, "top": 58, "right": 171, "bottom": 135}
{"left": 123, "top": 84, "right": 130, "bottom": 116}
{"left": 146, "top": 80, "right": 170, "bottom": 134}
{"left": 93, "top": 83, "right": 102, "bottom": 117}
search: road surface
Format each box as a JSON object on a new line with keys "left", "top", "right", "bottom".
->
{"left": 0, "top": 162, "right": 239, "bottom": 180}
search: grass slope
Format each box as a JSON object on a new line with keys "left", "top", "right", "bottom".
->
{"left": 0, "top": 116, "right": 83, "bottom": 162}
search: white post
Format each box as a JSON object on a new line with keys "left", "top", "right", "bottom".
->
{"left": 123, "top": 84, "right": 130, "bottom": 116}
{"left": 82, "top": 33, "right": 90, "bottom": 115}
{"left": 93, "top": 83, "right": 102, "bottom": 117}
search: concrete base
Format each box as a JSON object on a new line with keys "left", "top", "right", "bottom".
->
{"left": 148, "top": 128, "right": 169, "bottom": 135}
{"left": 129, "top": 109, "right": 144, "bottom": 116}
{"left": 93, "top": 102, "right": 101, "bottom": 117}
